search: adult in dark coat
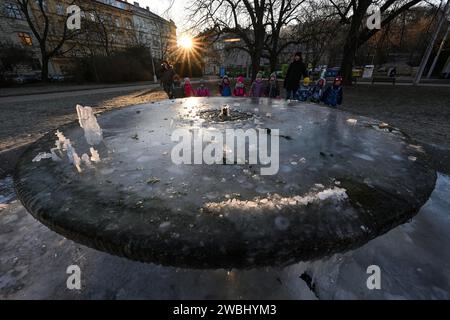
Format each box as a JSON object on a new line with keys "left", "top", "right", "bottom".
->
{"left": 159, "top": 61, "right": 176, "bottom": 99}
{"left": 284, "top": 52, "right": 308, "bottom": 100}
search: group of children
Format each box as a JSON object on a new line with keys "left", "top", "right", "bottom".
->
{"left": 219, "top": 73, "right": 281, "bottom": 98}
{"left": 173, "top": 76, "right": 210, "bottom": 98}
{"left": 296, "top": 75, "right": 343, "bottom": 107}
{"left": 173, "top": 72, "right": 343, "bottom": 107}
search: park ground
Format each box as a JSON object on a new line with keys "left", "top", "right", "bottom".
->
{"left": 1, "top": 82, "right": 450, "bottom": 299}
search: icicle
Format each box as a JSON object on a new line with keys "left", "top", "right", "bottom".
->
{"left": 76, "top": 104, "right": 103, "bottom": 145}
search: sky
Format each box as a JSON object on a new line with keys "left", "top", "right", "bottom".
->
{"left": 132, "top": 0, "right": 188, "bottom": 33}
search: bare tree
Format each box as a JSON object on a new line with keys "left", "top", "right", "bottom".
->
{"left": 264, "top": 0, "right": 308, "bottom": 72}
{"left": 15, "top": 0, "right": 81, "bottom": 81}
{"left": 329, "top": 0, "right": 424, "bottom": 84}
{"left": 188, "top": 0, "right": 269, "bottom": 79}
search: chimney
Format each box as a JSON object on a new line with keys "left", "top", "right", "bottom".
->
{"left": 133, "top": 2, "right": 139, "bottom": 7}
{"left": 146, "top": 6, "right": 149, "bottom": 11}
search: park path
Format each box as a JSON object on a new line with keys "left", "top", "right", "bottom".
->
{"left": 0, "top": 84, "right": 157, "bottom": 104}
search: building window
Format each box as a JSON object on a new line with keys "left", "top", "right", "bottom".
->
{"left": 114, "top": 17, "right": 120, "bottom": 28}
{"left": 125, "top": 19, "right": 132, "bottom": 29}
{"left": 4, "top": 3, "right": 25, "bottom": 20}
{"left": 55, "top": 3, "right": 64, "bottom": 15}
{"left": 18, "top": 32, "right": 33, "bottom": 46}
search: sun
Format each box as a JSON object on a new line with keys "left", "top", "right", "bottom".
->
{"left": 178, "top": 36, "right": 194, "bottom": 50}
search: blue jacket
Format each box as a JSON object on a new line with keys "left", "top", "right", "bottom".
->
{"left": 322, "top": 85, "right": 343, "bottom": 107}
{"left": 221, "top": 85, "right": 232, "bottom": 97}
{"left": 296, "top": 85, "right": 311, "bottom": 102}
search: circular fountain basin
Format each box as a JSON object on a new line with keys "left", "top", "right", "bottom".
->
{"left": 14, "top": 97, "right": 436, "bottom": 269}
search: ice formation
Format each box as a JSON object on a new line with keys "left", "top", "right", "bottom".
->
{"left": 76, "top": 104, "right": 103, "bottom": 145}
{"left": 32, "top": 152, "right": 53, "bottom": 162}
{"left": 90, "top": 147, "right": 101, "bottom": 162}
{"left": 203, "top": 187, "right": 348, "bottom": 214}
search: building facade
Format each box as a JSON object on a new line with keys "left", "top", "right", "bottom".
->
{"left": 0, "top": 1, "right": 42, "bottom": 78}
{"left": 130, "top": 1, "right": 176, "bottom": 60}
{"left": 0, "top": 0, "right": 177, "bottom": 80}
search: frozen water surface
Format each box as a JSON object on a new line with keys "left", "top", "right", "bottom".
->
{"left": 11, "top": 98, "right": 438, "bottom": 269}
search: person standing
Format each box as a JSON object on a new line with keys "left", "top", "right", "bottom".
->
{"left": 159, "top": 60, "right": 176, "bottom": 99}
{"left": 265, "top": 73, "right": 280, "bottom": 98}
{"left": 249, "top": 72, "right": 265, "bottom": 97}
{"left": 284, "top": 52, "right": 308, "bottom": 100}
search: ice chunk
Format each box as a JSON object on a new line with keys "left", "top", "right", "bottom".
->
{"left": 50, "top": 148, "right": 62, "bottom": 161}
{"left": 76, "top": 104, "right": 103, "bottom": 145}
{"left": 90, "top": 147, "right": 101, "bottom": 162}
{"left": 81, "top": 154, "right": 93, "bottom": 167}
{"left": 32, "top": 152, "right": 52, "bottom": 162}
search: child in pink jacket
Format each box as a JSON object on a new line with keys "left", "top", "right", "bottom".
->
{"left": 196, "top": 80, "right": 210, "bottom": 97}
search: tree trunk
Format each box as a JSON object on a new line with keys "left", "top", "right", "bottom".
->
{"left": 340, "top": 0, "right": 371, "bottom": 85}
{"left": 41, "top": 54, "right": 49, "bottom": 82}
{"left": 251, "top": 53, "right": 261, "bottom": 80}
{"left": 340, "top": 31, "right": 359, "bottom": 85}
{"left": 269, "top": 55, "right": 277, "bottom": 74}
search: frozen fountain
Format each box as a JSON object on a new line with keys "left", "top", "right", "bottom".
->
{"left": 13, "top": 97, "right": 436, "bottom": 269}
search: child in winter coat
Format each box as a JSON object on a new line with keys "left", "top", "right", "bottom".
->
{"left": 196, "top": 80, "right": 211, "bottom": 97}
{"left": 310, "top": 78, "right": 326, "bottom": 103}
{"left": 219, "top": 75, "right": 232, "bottom": 97}
{"left": 233, "top": 76, "right": 247, "bottom": 97}
{"left": 249, "top": 72, "right": 265, "bottom": 97}
{"left": 296, "top": 77, "right": 312, "bottom": 101}
{"left": 322, "top": 76, "right": 343, "bottom": 107}
{"left": 183, "top": 77, "right": 195, "bottom": 97}
{"left": 264, "top": 72, "right": 280, "bottom": 98}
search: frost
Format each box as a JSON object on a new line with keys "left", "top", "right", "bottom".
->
{"left": 76, "top": 104, "right": 103, "bottom": 145}
{"left": 203, "top": 187, "right": 348, "bottom": 214}
{"left": 316, "top": 188, "right": 348, "bottom": 201}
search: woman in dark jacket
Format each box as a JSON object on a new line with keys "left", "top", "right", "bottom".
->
{"left": 284, "top": 52, "right": 308, "bottom": 100}
{"left": 159, "top": 61, "right": 176, "bottom": 99}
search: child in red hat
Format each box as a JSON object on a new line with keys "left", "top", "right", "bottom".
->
{"left": 233, "top": 76, "right": 247, "bottom": 97}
